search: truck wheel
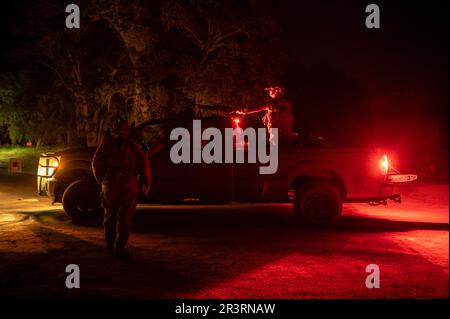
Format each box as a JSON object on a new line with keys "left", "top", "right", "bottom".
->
{"left": 294, "top": 182, "right": 342, "bottom": 226}
{"left": 62, "top": 179, "right": 102, "bottom": 224}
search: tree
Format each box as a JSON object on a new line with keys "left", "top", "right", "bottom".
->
{"left": 0, "top": 72, "right": 70, "bottom": 147}
{"left": 24, "top": 0, "right": 138, "bottom": 146}
{"left": 161, "top": 0, "right": 288, "bottom": 110}
{"left": 0, "top": 75, "right": 27, "bottom": 144}
{"left": 12, "top": 0, "right": 288, "bottom": 147}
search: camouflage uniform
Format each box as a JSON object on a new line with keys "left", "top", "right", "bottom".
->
{"left": 237, "top": 86, "right": 294, "bottom": 146}
{"left": 92, "top": 135, "right": 151, "bottom": 254}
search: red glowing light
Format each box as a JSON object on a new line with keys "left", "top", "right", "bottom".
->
{"left": 380, "top": 154, "right": 389, "bottom": 174}
{"left": 232, "top": 118, "right": 240, "bottom": 126}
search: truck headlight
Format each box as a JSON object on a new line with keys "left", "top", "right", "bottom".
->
{"left": 37, "top": 156, "right": 60, "bottom": 177}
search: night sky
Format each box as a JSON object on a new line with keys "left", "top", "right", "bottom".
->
{"left": 273, "top": 0, "right": 449, "bottom": 162}
{"left": 277, "top": 0, "right": 448, "bottom": 80}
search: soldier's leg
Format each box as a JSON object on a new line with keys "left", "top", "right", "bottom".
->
{"left": 116, "top": 182, "right": 138, "bottom": 251}
{"left": 102, "top": 184, "right": 119, "bottom": 254}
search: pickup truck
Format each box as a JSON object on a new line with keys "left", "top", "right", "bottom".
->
{"left": 37, "top": 116, "right": 416, "bottom": 225}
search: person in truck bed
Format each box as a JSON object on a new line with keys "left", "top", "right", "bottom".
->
{"left": 236, "top": 86, "right": 294, "bottom": 146}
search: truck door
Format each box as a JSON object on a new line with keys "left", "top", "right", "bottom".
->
{"left": 231, "top": 119, "right": 265, "bottom": 201}
{"left": 140, "top": 120, "right": 232, "bottom": 203}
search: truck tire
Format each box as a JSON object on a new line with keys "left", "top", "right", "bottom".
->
{"left": 294, "top": 182, "right": 342, "bottom": 226}
{"left": 62, "top": 179, "right": 103, "bottom": 224}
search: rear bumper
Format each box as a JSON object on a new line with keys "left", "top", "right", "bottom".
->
{"left": 386, "top": 174, "right": 418, "bottom": 183}
{"left": 344, "top": 173, "right": 417, "bottom": 205}
{"left": 343, "top": 180, "right": 398, "bottom": 203}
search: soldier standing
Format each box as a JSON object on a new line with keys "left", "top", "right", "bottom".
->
{"left": 266, "top": 86, "right": 294, "bottom": 144}
{"left": 92, "top": 119, "right": 151, "bottom": 257}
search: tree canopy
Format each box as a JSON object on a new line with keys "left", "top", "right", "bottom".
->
{"left": 1, "top": 0, "right": 288, "bottom": 147}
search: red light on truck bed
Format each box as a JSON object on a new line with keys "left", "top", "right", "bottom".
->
{"left": 380, "top": 154, "right": 389, "bottom": 174}
{"left": 232, "top": 118, "right": 241, "bottom": 127}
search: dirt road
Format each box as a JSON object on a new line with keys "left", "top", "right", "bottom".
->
{"left": 0, "top": 171, "right": 448, "bottom": 298}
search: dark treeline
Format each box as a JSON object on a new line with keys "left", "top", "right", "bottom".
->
{"left": 1, "top": 0, "right": 288, "bottom": 147}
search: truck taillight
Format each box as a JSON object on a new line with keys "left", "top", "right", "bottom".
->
{"left": 380, "top": 154, "right": 389, "bottom": 175}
